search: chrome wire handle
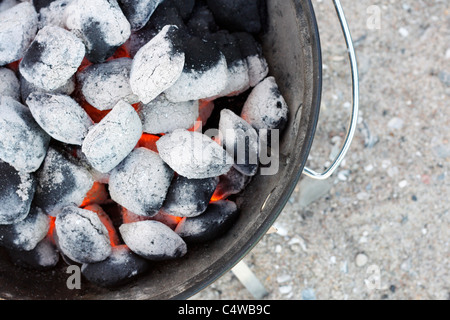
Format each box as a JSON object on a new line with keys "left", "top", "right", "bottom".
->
{"left": 303, "top": 0, "right": 360, "bottom": 180}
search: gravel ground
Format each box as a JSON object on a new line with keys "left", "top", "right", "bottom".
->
{"left": 191, "top": 0, "right": 449, "bottom": 300}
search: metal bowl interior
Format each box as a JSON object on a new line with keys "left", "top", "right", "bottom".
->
{"left": 0, "top": 0, "right": 322, "bottom": 300}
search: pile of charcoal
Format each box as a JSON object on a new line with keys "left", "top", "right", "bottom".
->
{"left": 0, "top": 0, "right": 289, "bottom": 288}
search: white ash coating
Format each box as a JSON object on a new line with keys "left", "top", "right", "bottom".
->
{"left": 0, "top": 207, "right": 50, "bottom": 251}
{"left": 130, "top": 25, "right": 185, "bottom": 104}
{"left": 77, "top": 58, "right": 139, "bottom": 111}
{"left": 109, "top": 148, "right": 174, "bottom": 217}
{"left": 0, "top": 67, "right": 20, "bottom": 101}
{"left": 35, "top": 147, "right": 94, "bottom": 216}
{"left": 164, "top": 52, "right": 229, "bottom": 103}
{"left": 26, "top": 92, "right": 94, "bottom": 146}
{"left": 0, "top": 97, "right": 50, "bottom": 173}
{"left": 82, "top": 100, "right": 143, "bottom": 173}
{"left": 38, "top": 0, "right": 73, "bottom": 29}
{"left": 0, "top": 160, "right": 36, "bottom": 225}
{"left": 157, "top": 129, "right": 234, "bottom": 179}
{"left": 0, "top": 0, "right": 18, "bottom": 13}
{"left": 246, "top": 54, "right": 269, "bottom": 87}
{"left": 19, "top": 72, "right": 76, "bottom": 102}
{"left": 139, "top": 94, "right": 199, "bottom": 134}
{"left": 64, "top": 0, "right": 131, "bottom": 62}
{"left": 219, "top": 108, "right": 259, "bottom": 176}
{"left": 118, "top": 0, "right": 164, "bottom": 31}
{"left": 55, "top": 206, "right": 112, "bottom": 264}
{"left": 219, "top": 59, "right": 250, "bottom": 98}
{"left": 0, "top": 2, "right": 38, "bottom": 66}
{"left": 119, "top": 220, "right": 187, "bottom": 261}
{"left": 241, "top": 76, "right": 289, "bottom": 131}
{"left": 19, "top": 25, "right": 85, "bottom": 91}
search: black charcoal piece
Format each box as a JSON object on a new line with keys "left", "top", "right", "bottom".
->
{"left": 164, "top": 36, "right": 228, "bottom": 103}
{"left": 64, "top": 0, "right": 131, "bottom": 63}
{"left": 0, "top": 97, "right": 51, "bottom": 173}
{"left": 35, "top": 147, "right": 94, "bottom": 216}
{"left": 175, "top": 200, "right": 239, "bottom": 243}
{"left": 109, "top": 148, "right": 174, "bottom": 217}
{"left": 118, "top": 0, "right": 163, "bottom": 31}
{"left": 213, "top": 167, "right": 251, "bottom": 201}
{"left": 0, "top": 2, "right": 38, "bottom": 66}
{"left": 186, "top": 5, "right": 218, "bottom": 37}
{"left": 32, "top": 0, "right": 57, "bottom": 12}
{"left": 82, "top": 100, "right": 143, "bottom": 173}
{"left": 162, "top": 175, "right": 219, "bottom": 218}
{"left": 139, "top": 94, "right": 199, "bottom": 134}
{"left": 0, "top": 68, "right": 20, "bottom": 101}
{"left": 26, "top": 92, "right": 93, "bottom": 146}
{"left": 7, "top": 235, "right": 59, "bottom": 270}
{"left": 146, "top": 2, "right": 186, "bottom": 32}
{"left": 37, "top": 0, "right": 71, "bottom": 29}
{"left": 219, "top": 109, "right": 259, "bottom": 176}
{"left": 130, "top": 25, "right": 185, "bottom": 104}
{"left": 206, "top": 0, "right": 266, "bottom": 34}
{"left": 0, "top": 207, "right": 50, "bottom": 251}
{"left": 77, "top": 58, "right": 139, "bottom": 111}
{"left": 19, "top": 72, "right": 76, "bottom": 102}
{"left": 241, "top": 76, "right": 289, "bottom": 132}
{"left": 157, "top": 129, "right": 233, "bottom": 179}
{"left": 19, "top": 25, "right": 85, "bottom": 91}
{"left": 55, "top": 206, "right": 112, "bottom": 264}
{"left": 0, "top": 161, "right": 36, "bottom": 225}
{"left": 166, "top": 0, "right": 194, "bottom": 20}
{"left": 119, "top": 220, "right": 187, "bottom": 261}
{"left": 234, "top": 32, "right": 269, "bottom": 87}
{"left": 81, "top": 245, "right": 150, "bottom": 287}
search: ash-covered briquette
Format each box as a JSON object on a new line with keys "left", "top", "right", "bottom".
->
{"left": 206, "top": 31, "right": 250, "bottom": 98}
{"left": 0, "top": 2, "right": 38, "bottom": 66}
{"left": 26, "top": 92, "right": 94, "bottom": 146}
{"left": 157, "top": 129, "right": 233, "bottom": 179}
{"left": 139, "top": 94, "right": 199, "bottom": 134}
{"left": 206, "top": 0, "right": 266, "bottom": 34}
{"left": 84, "top": 204, "right": 120, "bottom": 246}
{"left": 19, "top": 25, "right": 85, "bottom": 91}
{"left": 0, "top": 207, "right": 50, "bottom": 251}
{"left": 109, "top": 148, "right": 174, "bottom": 217}
{"left": 119, "top": 220, "right": 187, "bottom": 261}
{"left": 186, "top": 4, "right": 218, "bottom": 37}
{"left": 0, "top": 97, "right": 51, "bottom": 173}
{"left": 213, "top": 166, "right": 252, "bottom": 201}
{"left": 34, "top": 147, "right": 94, "bottom": 216}
{"left": 241, "top": 76, "right": 289, "bottom": 132}
{"left": 19, "top": 72, "right": 75, "bottom": 102}
{"left": 0, "top": 160, "right": 36, "bottom": 226}
{"left": 6, "top": 235, "right": 60, "bottom": 271}
{"left": 77, "top": 58, "right": 139, "bottom": 111}
{"left": 219, "top": 109, "right": 259, "bottom": 176}
{"left": 0, "top": 67, "right": 20, "bottom": 101}
{"left": 118, "top": 0, "right": 163, "bottom": 31}
{"left": 64, "top": 0, "right": 131, "bottom": 63}
{"left": 82, "top": 100, "right": 142, "bottom": 173}
{"left": 130, "top": 25, "right": 185, "bottom": 104}
{"left": 234, "top": 32, "right": 269, "bottom": 88}
{"left": 81, "top": 245, "right": 150, "bottom": 288}
{"left": 38, "top": 0, "right": 72, "bottom": 29}
{"left": 162, "top": 175, "right": 219, "bottom": 218}
{"left": 164, "top": 35, "right": 228, "bottom": 103}
{"left": 175, "top": 200, "right": 239, "bottom": 243}
{"left": 55, "top": 206, "right": 112, "bottom": 264}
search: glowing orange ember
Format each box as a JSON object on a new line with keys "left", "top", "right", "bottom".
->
{"left": 137, "top": 133, "right": 160, "bottom": 152}
{"left": 84, "top": 204, "right": 120, "bottom": 247}
{"left": 108, "top": 43, "right": 131, "bottom": 60}
{"left": 82, "top": 100, "right": 111, "bottom": 123}
{"left": 81, "top": 182, "right": 109, "bottom": 207}
{"left": 6, "top": 59, "right": 20, "bottom": 73}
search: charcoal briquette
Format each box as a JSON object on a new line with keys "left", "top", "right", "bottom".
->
{"left": 7, "top": 235, "right": 60, "bottom": 270}
{"left": 109, "top": 148, "right": 174, "bottom": 217}
{"left": 82, "top": 100, "right": 143, "bottom": 173}
{"left": 156, "top": 129, "right": 233, "bottom": 179}
{"left": 213, "top": 166, "right": 251, "bottom": 201}
{"left": 55, "top": 206, "right": 112, "bottom": 264}
{"left": 19, "top": 71, "right": 76, "bottom": 102}
{"left": 32, "top": 0, "right": 58, "bottom": 12}
{"left": 81, "top": 245, "right": 150, "bottom": 288}
{"left": 35, "top": 147, "right": 94, "bottom": 216}
{"left": 119, "top": 220, "right": 187, "bottom": 261}
{"left": 64, "top": 0, "right": 131, "bottom": 63}
{"left": 26, "top": 92, "right": 94, "bottom": 146}
{"left": 0, "top": 97, "right": 51, "bottom": 173}
{"left": 38, "top": 0, "right": 72, "bottom": 29}
{"left": 118, "top": 0, "right": 163, "bottom": 31}
{"left": 139, "top": 94, "right": 199, "bottom": 134}
{"left": 83, "top": 204, "right": 120, "bottom": 246}
{"left": 186, "top": 4, "right": 218, "bottom": 37}
{"left": 0, "top": 2, "right": 38, "bottom": 66}
{"left": 166, "top": 0, "right": 195, "bottom": 21}
{"left": 77, "top": 58, "right": 139, "bottom": 111}
{"left": 0, "top": 206, "right": 50, "bottom": 251}
{"left": 0, "top": 67, "right": 20, "bottom": 101}
{"left": 19, "top": 25, "right": 85, "bottom": 91}
{"left": 175, "top": 200, "right": 239, "bottom": 243}
{"left": 162, "top": 175, "right": 219, "bottom": 218}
